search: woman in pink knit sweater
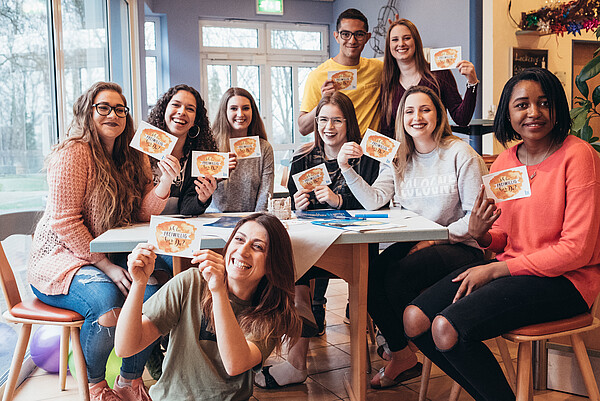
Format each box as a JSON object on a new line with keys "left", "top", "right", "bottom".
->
{"left": 28, "top": 82, "right": 179, "bottom": 401}
{"left": 404, "top": 68, "right": 600, "bottom": 401}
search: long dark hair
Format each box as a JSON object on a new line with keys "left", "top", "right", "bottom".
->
{"left": 494, "top": 67, "right": 571, "bottom": 146}
{"left": 381, "top": 19, "right": 438, "bottom": 131}
{"left": 201, "top": 213, "right": 301, "bottom": 353}
{"left": 147, "top": 84, "right": 217, "bottom": 161}
{"left": 212, "top": 87, "right": 268, "bottom": 152}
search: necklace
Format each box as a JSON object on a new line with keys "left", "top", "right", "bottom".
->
{"left": 524, "top": 141, "right": 553, "bottom": 180}
{"left": 400, "top": 73, "right": 421, "bottom": 89}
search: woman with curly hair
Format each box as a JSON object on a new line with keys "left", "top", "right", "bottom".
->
{"left": 28, "top": 82, "right": 178, "bottom": 400}
{"left": 147, "top": 84, "right": 221, "bottom": 215}
{"left": 116, "top": 213, "right": 302, "bottom": 400}
{"left": 180, "top": 87, "right": 273, "bottom": 214}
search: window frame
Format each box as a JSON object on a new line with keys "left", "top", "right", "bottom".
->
{"left": 144, "top": 15, "right": 164, "bottom": 108}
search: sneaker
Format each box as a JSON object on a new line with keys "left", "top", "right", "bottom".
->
{"left": 89, "top": 380, "right": 122, "bottom": 401}
{"left": 145, "top": 342, "right": 164, "bottom": 380}
{"left": 113, "top": 375, "right": 152, "bottom": 401}
{"left": 312, "top": 304, "right": 326, "bottom": 336}
{"left": 343, "top": 302, "right": 350, "bottom": 325}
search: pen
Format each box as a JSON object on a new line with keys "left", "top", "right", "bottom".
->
{"left": 354, "top": 213, "right": 388, "bottom": 218}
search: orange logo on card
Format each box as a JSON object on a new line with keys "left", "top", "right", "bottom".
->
{"left": 232, "top": 137, "right": 257, "bottom": 158}
{"left": 331, "top": 71, "right": 354, "bottom": 90}
{"left": 155, "top": 221, "right": 196, "bottom": 253}
{"left": 365, "top": 135, "right": 394, "bottom": 158}
{"left": 489, "top": 170, "right": 523, "bottom": 200}
{"left": 196, "top": 153, "right": 225, "bottom": 176}
{"left": 299, "top": 168, "right": 325, "bottom": 190}
{"left": 139, "top": 129, "right": 172, "bottom": 154}
{"left": 433, "top": 48, "right": 459, "bottom": 69}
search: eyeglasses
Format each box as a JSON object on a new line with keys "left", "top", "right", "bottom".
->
{"left": 337, "top": 30, "right": 368, "bottom": 41}
{"left": 316, "top": 116, "right": 346, "bottom": 127}
{"left": 92, "top": 103, "right": 129, "bottom": 118}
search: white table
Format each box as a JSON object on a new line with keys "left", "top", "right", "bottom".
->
{"left": 90, "top": 209, "right": 447, "bottom": 401}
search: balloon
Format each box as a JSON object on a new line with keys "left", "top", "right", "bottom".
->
{"left": 30, "top": 326, "right": 62, "bottom": 373}
{"left": 68, "top": 347, "right": 122, "bottom": 388}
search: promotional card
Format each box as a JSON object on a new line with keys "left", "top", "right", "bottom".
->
{"left": 292, "top": 163, "right": 332, "bottom": 191}
{"left": 360, "top": 129, "right": 400, "bottom": 165}
{"left": 191, "top": 151, "right": 229, "bottom": 178}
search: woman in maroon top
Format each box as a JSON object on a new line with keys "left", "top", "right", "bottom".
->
{"left": 379, "top": 19, "right": 479, "bottom": 138}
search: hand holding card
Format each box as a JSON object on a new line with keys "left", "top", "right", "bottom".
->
{"left": 327, "top": 69, "right": 357, "bottom": 91}
{"left": 148, "top": 216, "right": 202, "bottom": 258}
{"left": 191, "top": 151, "right": 230, "bottom": 178}
{"left": 229, "top": 136, "right": 261, "bottom": 159}
{"left": 130, "top": 121, "right": 178, "bottom": 159}
{"left": 360, "top": 129, "right": 400, "bottom": 165}
{"left": 430, "top": 46, "right": 461, "bottom": 71}
{"left": 292, "top": 163, "right": 332, "bottom": 191}
{"left": 482, "top": 166, "right": 531, "bottom": 203}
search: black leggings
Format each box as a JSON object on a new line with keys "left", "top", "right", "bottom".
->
{"left": 367, "top": 242, "right": 483, "bottom": 352}
{"left": 408, "top": 259, "right": 589, "bottom": 401}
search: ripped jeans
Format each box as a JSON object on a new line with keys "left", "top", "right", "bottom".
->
{"left": 31, "top": 265, "right": 161, "bottom": 384}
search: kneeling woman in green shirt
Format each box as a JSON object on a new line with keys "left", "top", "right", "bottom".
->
{"left": 115, "top": 213, "right": 301, "bottom": 400}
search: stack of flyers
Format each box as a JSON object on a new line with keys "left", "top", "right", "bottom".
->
{"left": 291, "top": 163, "right": 332, "bottom": 191}
{"left": 482, "top": 165, "right": 531, "bottom": 202}
{"left": 191, "top": 151, "right": 229, "bottom": 178}
{"left": 229, "top": 136, "right": 261, "bottom": 159}
{"left": 130, "top": 121, "right": 178, "bottom": 160}
{"left": 360, "top": 129, "right": 400, "bottom": 165}
{"left": 430, "top": 46, "right": 461, "bottom": 71}
{"left": 148, "top": 215, "right": 202, "bottom": 258}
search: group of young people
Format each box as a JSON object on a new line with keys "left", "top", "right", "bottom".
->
{"left": 25, "top": 6, "right": 600, "bottom": 401}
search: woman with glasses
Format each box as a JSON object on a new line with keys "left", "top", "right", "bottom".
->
{"left": 380, "top": 19, "right": 479, "bottom": 139}
{"left": 339, "top": 86, "right": 486, "bottom": 389}
{"left": 255, "top": 91, "right": 379, "bottom": 389}
{"left": 180, "top": 87, "right": 273, "bottom": 214}
{"left": 147, "top": 84, "right": 224, "bottom": 215}
{"left": 28, "top": 82, "right": 178, "bottom": 401}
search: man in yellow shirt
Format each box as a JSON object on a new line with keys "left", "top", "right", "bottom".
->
{"left": 298, "top": 8, "right": 383, "bottom": 137}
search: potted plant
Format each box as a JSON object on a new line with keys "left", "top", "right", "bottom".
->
{"left": 571, "top": 27, "right": 600, "bottom": 152}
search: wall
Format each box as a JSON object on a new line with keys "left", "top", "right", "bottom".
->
{"left": 489, "top": 0, "right": 597, "bottom": 153}
{"left": 145, "top": 0, "right": 334, "bottom": 93}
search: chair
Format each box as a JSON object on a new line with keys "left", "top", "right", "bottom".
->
{"left": 0, "top": 211, "right": 89, "bottom": 401}
{"left": 502, "top": 295, "right": 600, "bottom": 401}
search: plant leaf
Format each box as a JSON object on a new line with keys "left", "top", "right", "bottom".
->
{"left": 593, "top": 144, "right": 600, "bottom": 153}
{"left": 576, "top": 75, "right": 589, "bottom": 98}
{"left": 593, "top": 85, "right": 600, "bottom": 107}
{"left": 590, "top": 137, "right": 600, "bottom": 143}
{"left": 595, "top": 47, "right": 600, "bottom": 58}
{"left": 571, "top": 107, "right": 590, "bottom": 132}
{"left": 581, "top": 123, "right": 593, "bottom": 142}
{"left": 578, "top": 56, "right": 600, "bottom": 83}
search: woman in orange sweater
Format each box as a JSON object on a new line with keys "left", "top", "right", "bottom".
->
{"left": 404, "top": 68, "right": 600, "bottom": 401}
{"left": 28, "top": 82, "right": 179, "bottom": 401}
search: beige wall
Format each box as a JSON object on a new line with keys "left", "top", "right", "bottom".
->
{"left": 487, "top": 0, "right": 597, "bottom": 154}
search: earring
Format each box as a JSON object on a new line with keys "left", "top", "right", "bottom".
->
{"left": 187, "top": 125, "right": 200, "bottom": 138}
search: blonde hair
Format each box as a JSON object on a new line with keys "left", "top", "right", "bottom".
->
{"left": 393, "top": 86, "right": 458, "bottom": 179}
{"left": 212, "top": 88, "right": 267, "bottom": 152}
{"left": 50, "top": 82, "right": 151, "bottom": 232}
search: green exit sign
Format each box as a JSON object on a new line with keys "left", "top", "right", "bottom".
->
{"left": 257, "top": 0, "right": 283, "bottom": 15}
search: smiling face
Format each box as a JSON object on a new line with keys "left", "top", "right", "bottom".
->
{"left": 164, "top": 90, "right": 197, "bottom": 138}
{"left": 225, "top": 221, "right": 268, "bottom": 296}
{"left": 334, "top": 18, "right": 370, "bottom": 64}
{"left": 317, "top": 103, "right": 348, "bottom": 155}
{"left": 227, "top": 95, "right": 253, "bottom": 137}
{"left": 403, "top": 92, "right": 438, "bottom": 151}
{"left": 389, "top": 24, "right": 416, "bottom": 63}
{"left": 508, "top": 80, "right": 554, "bottom": 145}
{"left": 92, "top": 90, "right": 127, "bottom": 149}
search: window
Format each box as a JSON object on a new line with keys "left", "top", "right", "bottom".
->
{"left": 0, "top": 0, "right": 138, "bottom": 387}
{"left": 199, "top": 20, "right": 328, "bottom": 191}
{"left": 145, "top": 16, "right": 163, "bottom": 107}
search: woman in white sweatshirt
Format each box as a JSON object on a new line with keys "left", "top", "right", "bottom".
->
{"left": 338, "top": 85, "right": 487, "bottom": 389}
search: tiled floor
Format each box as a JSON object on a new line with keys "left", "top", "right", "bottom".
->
{"left": 7, "top": 279, "right": 589, "bottom": 401}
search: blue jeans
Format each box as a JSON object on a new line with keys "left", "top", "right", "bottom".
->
{"left": 32, "top": 264, "right": 161, "bottom": 384}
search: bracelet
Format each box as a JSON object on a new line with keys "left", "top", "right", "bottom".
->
{"left": 336, "top": 194, "right": 342, "bottom": 209}
{"left": 466, "top": 80, "right": 479, "bottom": 92}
